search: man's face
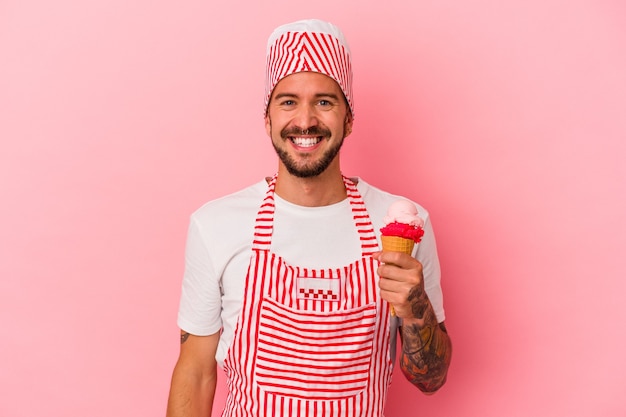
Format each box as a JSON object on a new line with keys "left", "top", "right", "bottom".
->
{"left": 265, "top": 72, "right": 353, "bottom": 178}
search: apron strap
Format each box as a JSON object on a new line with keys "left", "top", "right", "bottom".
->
{"left": 343, "top": 176, "right": 379, "bottom": 256}
{"left": 252, "top": 175, "right": 379, "bottom": 256}
{"left": 252, "top": 174, "right": 278, "bottom": 250}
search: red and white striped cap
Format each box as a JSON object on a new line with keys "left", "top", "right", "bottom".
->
{"left": 264, "top": 19, "right": 354, "bottom": 116}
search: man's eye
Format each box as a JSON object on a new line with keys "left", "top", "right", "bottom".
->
{"left": 319, "top": 100, "right": 331, "bottom": 106}
{"left": 282, "top": 100, "right": 295, "bottom": 106}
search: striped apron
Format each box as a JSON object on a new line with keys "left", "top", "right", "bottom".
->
{"left": 222, "top": 176, "right": 393, "bottom": 417}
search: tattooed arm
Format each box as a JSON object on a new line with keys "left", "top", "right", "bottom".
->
{"left": 167, "top": 330, "right": 220, "bottom": 416}
{"left": 375, "top": 251, "right": 452, "bottom": 393}
{"left": 399, "top": 290, "right": 452, "bottom": 393}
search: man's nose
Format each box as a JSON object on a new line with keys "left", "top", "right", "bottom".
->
{"left": 293, "top": 105, "right": 319, "bottom": 131}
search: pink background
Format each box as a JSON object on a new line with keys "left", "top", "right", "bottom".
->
{"left": 1, "top": 0, "right": 625, "bottom": 416}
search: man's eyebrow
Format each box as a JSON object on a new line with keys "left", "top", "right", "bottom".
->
{"left": 273, "top": 93, "right": 298, "bottom": 100}
{"left": 314, "top": 93, "right": 341, "bottom": 100}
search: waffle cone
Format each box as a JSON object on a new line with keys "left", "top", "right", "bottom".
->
{"left": 381, "top": 235, "right": 415, "bottom": 254}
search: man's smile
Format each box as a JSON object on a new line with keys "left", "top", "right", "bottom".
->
{"left": 289, "top": 136, "right": 323, "bottom": 148}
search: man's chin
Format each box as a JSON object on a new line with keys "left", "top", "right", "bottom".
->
{"left": 284, "top": 165, "right": 326, "bottom": 178}
{"left": 273, "top": 140, "right": 343, "bottom": 178}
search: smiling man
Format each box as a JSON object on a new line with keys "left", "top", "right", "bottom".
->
{"left": 167, "top": 19, "right": 451, "bottom": 417}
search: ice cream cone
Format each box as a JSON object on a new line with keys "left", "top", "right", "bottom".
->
{"left": 381, "top": 235, "right": 415, "bottom": 255}
{"left": 381, "top": 236, "right": 415, "bottom": 316}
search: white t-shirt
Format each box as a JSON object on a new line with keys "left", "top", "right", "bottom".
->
{"left": 177, "top": 178, "right": 445, "bottom": 366}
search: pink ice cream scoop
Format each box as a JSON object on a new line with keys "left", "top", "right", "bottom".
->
{"left": 380, "top": 200, "right": 425, "bottom": 243}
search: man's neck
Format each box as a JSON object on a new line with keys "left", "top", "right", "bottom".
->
{"left": 273, "top": 167, "right": 347, "bottom": 207}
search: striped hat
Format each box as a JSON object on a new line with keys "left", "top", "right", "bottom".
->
{"left": 264, "top": 19, "right": 354, "bottom": 116}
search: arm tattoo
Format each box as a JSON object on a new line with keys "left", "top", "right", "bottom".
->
{"left": 399, "top": 284, "right": 452, "bottom": 393}
{"left": 180, "top": 332, "right": 190, "bottom": 344}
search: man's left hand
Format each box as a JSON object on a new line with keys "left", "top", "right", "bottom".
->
{"left": 373, "top": 251, "right": 425, "bottom": 320}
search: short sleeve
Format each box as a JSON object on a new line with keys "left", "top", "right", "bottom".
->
{"left": 176, "top": 216, "right": 223, "bottom": 336}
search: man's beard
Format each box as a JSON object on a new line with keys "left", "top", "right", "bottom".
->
{"left": 271, "top": 125, "right": 344, "bottom": 178}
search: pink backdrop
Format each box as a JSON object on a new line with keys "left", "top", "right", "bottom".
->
{"left": 1, "top": 1, "right": 625, "bottom": 416}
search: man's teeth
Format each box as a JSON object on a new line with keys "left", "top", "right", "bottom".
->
{"left": 291, "top": 137, "right": 320, "bottom": 147}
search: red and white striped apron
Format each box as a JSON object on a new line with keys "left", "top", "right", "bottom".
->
{"left": 222, "top": 176, "right": 393, "bottom": 417}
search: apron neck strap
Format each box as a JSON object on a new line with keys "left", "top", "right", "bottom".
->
{"left": 252, "top": 175, "right": 378, "bottom": 256}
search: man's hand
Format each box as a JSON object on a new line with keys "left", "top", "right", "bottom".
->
{"left": 373, "top": 250, "right": 425, "bottom": 319}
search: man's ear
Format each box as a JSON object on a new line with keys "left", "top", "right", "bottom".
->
{"left": 264, "top": 114, "right": 271, "bottom": 137}
{"left": 344, "top": 113, "right": 354, "bottom": 137}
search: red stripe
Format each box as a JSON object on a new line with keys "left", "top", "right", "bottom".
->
{"left": 306, "top": 33, "right": 332, "bottom": 77}
{"left": 259, "top": 324, "right": 375, "bottom": 341}
{"left": 275, "top": 33, "right": 297, "bottom": 87}
{"left": 257, "top": 381, "right": 367, "bottom": 397}
{"left": 319, "top": 33, "right": 341, "bottom": 79}
{"left": 256, "top": 363, "right": 370, "bottom": 379}
{"left": 258, "top": 335, "right": 374, "bottom": 353}
{"left": 261, "top": 303, "right": 376, "bottom": 324}
{"left": 256, "top": 348, "right": 372, "bottom": 367}
{"left": 257, "top": 373, "right": 370, "bottom": 388}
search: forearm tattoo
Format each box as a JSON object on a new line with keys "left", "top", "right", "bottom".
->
{"left": 180, "top": 332, "right": 190, "bottom": 344}
{"left": 400, "top": 284, "right": 452, "bottom": 393}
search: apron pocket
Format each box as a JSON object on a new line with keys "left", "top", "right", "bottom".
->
{"left": 254, "top": 296, "right": 377, "bottom": 401}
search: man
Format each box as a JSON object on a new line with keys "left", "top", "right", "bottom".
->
{"left": 167, "top": 19, "right": 451, "bottom": 417}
